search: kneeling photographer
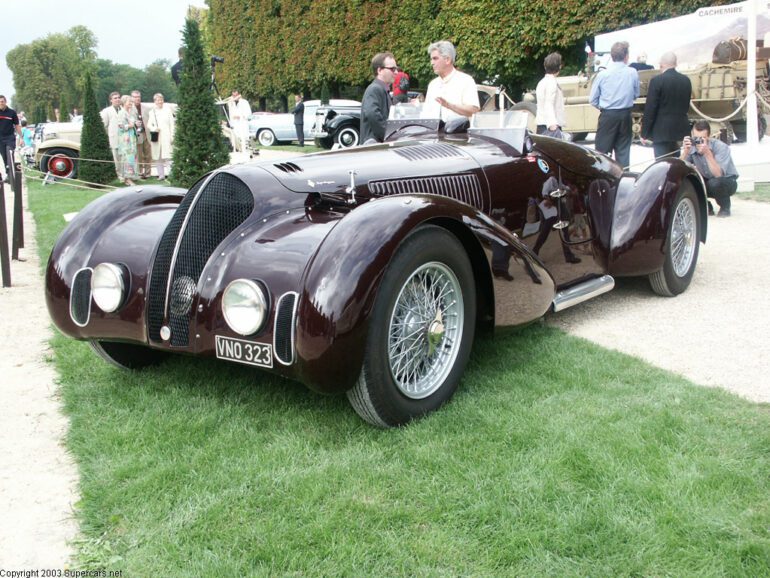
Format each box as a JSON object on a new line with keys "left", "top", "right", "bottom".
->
{"left": 680, "top": 120, "right": 739, "bottom": 217}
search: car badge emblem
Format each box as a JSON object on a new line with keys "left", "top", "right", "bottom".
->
{"left": 537, "top": 159, "right": 550, "bottom": 174}
{"left": 170, "top": 275, "right": 197, "bottom": 316}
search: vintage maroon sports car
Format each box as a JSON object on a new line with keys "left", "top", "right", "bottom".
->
{"left": 45, "top": 113, "right": 707, "bottom": 427}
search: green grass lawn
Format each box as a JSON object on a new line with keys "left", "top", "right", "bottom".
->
{"left": 251, "top": 143, "right": 326, "bottom": 153}
{"left": 28, "top": 177, "right": 770, "bottom": 576}
{"left": 737, "top": 182, "right": 770, "bottom": 203}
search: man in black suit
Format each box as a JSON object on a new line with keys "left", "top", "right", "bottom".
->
{"left": 360, "top": 52, "right": 398, "bottom": 144}
{"left": 641, "top": 52, "right": 692, "bottom": 159}
{"left": 291, "top": 95, "right": 305, "bottom": 146}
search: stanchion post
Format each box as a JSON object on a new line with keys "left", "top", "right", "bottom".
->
{"left": 0, "top": 179, "right": 11, "bottom": 287}
{"left": 9, "top": 147, "right": 24, "bottom": 258}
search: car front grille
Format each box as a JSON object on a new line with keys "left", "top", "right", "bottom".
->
{"left": 368, "top": 173, "right": 484, "bottom": 211}
{"left": 70, "top": 267, "right": 92, "bottom": 327}
{"left": 147, "top": 173, "right": 254, "bottom": 346}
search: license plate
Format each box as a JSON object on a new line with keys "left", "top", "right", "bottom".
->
{"left": 215, "top": 335, "right": 273, "bottom": 368}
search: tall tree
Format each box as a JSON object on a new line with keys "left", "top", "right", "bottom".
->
{"left": 171, "top": 17, "right": 230, "bottom": 188}
{"left": 78, "top": 72, "right": 116, "bottom": 185}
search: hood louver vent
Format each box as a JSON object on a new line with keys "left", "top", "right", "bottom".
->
{"left": 368, "top": 174, "right": 484, "bottom": 210}
{"left": 394, "top": 144, "right": 466, "bottom": 162}
{"left": 274, "top": 162, "right": 303, "bottom": 173}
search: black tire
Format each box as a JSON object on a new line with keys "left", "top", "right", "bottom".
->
{"left": 257, "top": 129, "right": 276, "bottom": 147}
{"left": 315, "top": 136, "right": 333, "bottom": 149}
{"left": 90, "top": 340, "right": 169, "bottom": 370}
{"left": 731, "top": 117, "right": 766, "bottom": 142}
{"left": 334, "top": 125, "right": 359, "bottom": 148}
{"left": 569, "top": 132, "right": 588, "bottom": 142}
{"left": 347, "top": 226, "right": 476, "bottom": 427}
{"left": 649, "top": 180, "right": 701, "bottom": 296}
{"left": 39, "top": 148, "right": 78, "bottom": 178}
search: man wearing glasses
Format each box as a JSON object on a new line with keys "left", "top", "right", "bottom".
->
{"left": 423, "top": 40, "right": 480, "bottom": 122}
{"left": 360, "top": 52, "right": 399, "bottom": 144}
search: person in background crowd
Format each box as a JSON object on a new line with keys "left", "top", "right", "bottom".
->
{"left": 629, "top": 52, "right": 654, "bottom": 71}
{"left": 360, "top": 52, "right": 398, "bottom": 144}
{"left": 535, "top": 52, "right": 566, "bottom": 136}
{"left": 18, "top": 110, "right": 26, "bottom": 124}
{"left": 641, "top": 52, "right": 692, "bottom": 159}
{"left": 131, "top": 90, "right": 152, "bottom": 179}
{"left": 590, "top": 41, "right": 640, "bottom": 169}
{"left": 392, "top": 68, "right": 410, "bottom": 103}
{"left": 291, "top": 94, "right": 305, "bottom": 146}
{"left": 116, "top": 95, "right": 138, "bottom": 186}
{"left": 0, "top": 95, "right": 23, "bottom": 183}
{"left": 19, "top": 119, "right": 33, "bottom": 147}
{"left": 171, "top": 47, "right": 184, "bottom": 86}
{"left": 100, "top": 91, "right": 122, "bottom": 175}
{"left": 680, "top": 120, "right": 738, "bottom": 217}
{"left": 70, "top": 108, "right": 82, "bottom": 122}
{"left": 423, "top": 40, "right": 480, "bottom": 122}
{"left": 146, "top": 93, "right": 175, "bottom": 180}
{"left": 53, "top": 107, "right": 61, "bottom": 122}
{"left": 228, "top": 90, "right": 251, "bottom": 152}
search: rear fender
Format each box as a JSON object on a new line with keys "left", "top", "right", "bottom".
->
{"left": 610, "top": 159, "right": 706, "bottom": 276}
{"left": 326, "top": 113, "right": 359, "bottom": 131}
{"left": 295, "top": 194, "right": 554, "bottom": 393}
{"left": 45, "top": 186, "right": 186, "bottom": 339}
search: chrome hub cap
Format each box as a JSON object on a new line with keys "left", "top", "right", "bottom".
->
{"left": 388, "top": 262, "right": 463, "bottom": 399}
{"left": 671, "top": 197, "right": 697, "bottom": 277}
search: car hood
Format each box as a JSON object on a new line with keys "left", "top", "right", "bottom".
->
{"left": 256, "top": 140, "right": 483, "bottom": 195}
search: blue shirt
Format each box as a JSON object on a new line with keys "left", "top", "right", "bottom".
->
{"left": 590, "top": 61, "right": 640, "bottom": 110}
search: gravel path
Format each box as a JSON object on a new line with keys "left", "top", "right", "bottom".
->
{"left": 0, "top": 155, "right": 766, "bottom": 567}
{"left": 0, "top": 185, "right": 78, "bottom": 567}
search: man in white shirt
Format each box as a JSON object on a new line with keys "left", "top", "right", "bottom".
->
{"left": 99, "top": 91, "right": 121, "bottom": 175}
{"left": 422, "top": 40, "right": 480, "bottom": 122}
{"left": 228, "top": 90, "right": 252, "bottom": 152}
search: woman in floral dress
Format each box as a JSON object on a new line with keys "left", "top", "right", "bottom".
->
{"left": 116, "top": 95, "right": 138, "bottom": 185}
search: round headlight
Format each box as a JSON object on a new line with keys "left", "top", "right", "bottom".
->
{"left": 91, "top": 263, "right": 127, "bottom": 313}
{"left": 222, "top": 279, "right": 268, "bottom": 336}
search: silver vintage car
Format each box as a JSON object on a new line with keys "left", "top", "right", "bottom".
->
{"left": 249, "top": 99, "right": 361, "bottom": 147}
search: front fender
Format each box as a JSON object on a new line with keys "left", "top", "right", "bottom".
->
{"left": 609, "top": 159, "right": 706, "bottom": 276}
{"left": 35, "top": 139, "right": 80, "bottom": 158}
{"left": 326, "top": 113, "right": 360, "bottom": 131}
{"left": 294, "top": 194, "right": 554, "bottom": 394}
{"left": 45, "top": 186, "right": 186, "bottom": 340}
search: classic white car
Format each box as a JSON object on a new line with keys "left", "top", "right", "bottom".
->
{"left": 248, "top": 99, "right": 360, "bottom": 147}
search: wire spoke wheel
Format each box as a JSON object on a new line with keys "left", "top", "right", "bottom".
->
{"left": 670, "top": 197, "right": 696, "bottom": 277}
{"left": 649, "top": 181, "right": 701, "bottom": 297}
{"left": 388, "top": 262, "right": 463, "bottom": 399}
{"left": 347, "top": 225, "right": 476, "bottom": 427}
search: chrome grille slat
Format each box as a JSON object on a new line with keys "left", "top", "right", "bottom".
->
{"left": 274, "top": 292, "right": 298, "bottom": 365}
{"left": 70, "top": 267, "right": 93, "bottom": 327}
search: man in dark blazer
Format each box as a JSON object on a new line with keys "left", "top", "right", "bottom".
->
{"left": 641, "top": 52, "right": 692, "bottom": 159}
{"left": 360, "top": 52, "right": 398, "bottom": 145}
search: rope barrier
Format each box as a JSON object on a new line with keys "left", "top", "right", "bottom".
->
{"left": 688, "top": 89, "right": 770, "bottom": 123}
{"left": 23, "top": 164, "right": 126, "bottom": 191}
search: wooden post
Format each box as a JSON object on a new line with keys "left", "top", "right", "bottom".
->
{"left": 0, "top": 180, "right": 11, "bottom": 287}
{"left": 9, "top": 148, "right": 23, "bottom": 259}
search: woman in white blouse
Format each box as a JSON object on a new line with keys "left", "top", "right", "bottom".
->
{"left": 145, "top": 93, "right": 175, "bottom": 180}
{"left": 535, "top": 52, "right": 566, "bottom": 136}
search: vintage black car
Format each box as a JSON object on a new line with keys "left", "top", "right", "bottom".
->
{"left": 46, "top": 110, "right": 707, "bottom": 427}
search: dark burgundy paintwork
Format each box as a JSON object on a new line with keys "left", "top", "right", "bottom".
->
{"left": 45, "top": 125, "right": 706, "bottom": 395}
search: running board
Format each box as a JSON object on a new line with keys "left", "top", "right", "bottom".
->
{"left": 552, "top": 275, "right": 615, "bottom": 312}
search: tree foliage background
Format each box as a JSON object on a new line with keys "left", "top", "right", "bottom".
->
{"left": 206, "top": 0, "right": 734, "bottom": 108}
{"left": 6, "top": 26, "right": 178, "bottom": 122}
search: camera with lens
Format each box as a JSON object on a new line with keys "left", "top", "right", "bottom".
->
{"left": 692, "top": 137, "right": 705, "bottom": 145}
{"left": 210, "top": 55, "right": 225, "bottom": 65}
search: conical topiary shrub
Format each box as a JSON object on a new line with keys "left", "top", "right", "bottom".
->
{"left": 171, "top": 17, "right": 230, "bottom": 188}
